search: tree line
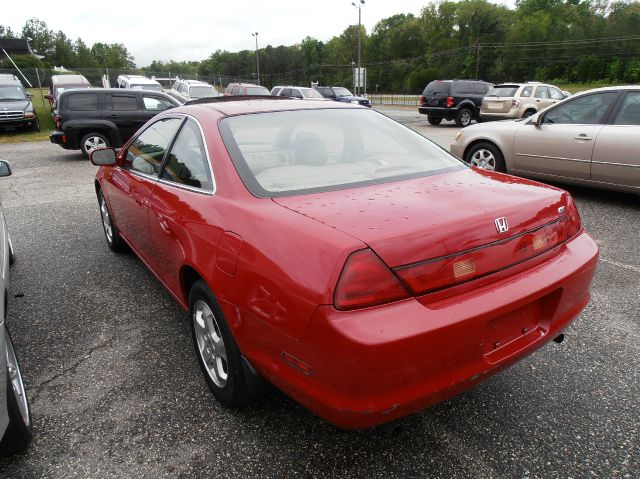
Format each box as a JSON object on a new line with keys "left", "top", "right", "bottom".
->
{"left": 2, "top": 1, "right": 640, "bottom": 93}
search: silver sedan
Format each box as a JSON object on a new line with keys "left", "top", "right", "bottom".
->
{"left": 450, "top": 86, "right": 640, "bottom": 195}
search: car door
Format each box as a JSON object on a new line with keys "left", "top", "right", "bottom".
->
{"left": 533, "top": 86, "right": 555, "bottom": 110}
{"left": 148, "top": 118, "right": 217, "bottom": 295}
{"left": 591, "top": 90, "right": 640, "bottom": 190}
{"left": 513, "top": 91, "right": 619, "bottom": 180}
{"left": 103, "top": 93, "right": 144, "bottom": 143}
{"left": 105, "top": 117, "right": 183, "bottom": 263}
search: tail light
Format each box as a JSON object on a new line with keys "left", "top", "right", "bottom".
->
{"left": 566, "top": 195, "right": 582, "bottom": 239}
{"left": 55, "top": 114, "right": 62, "bottom": 129}
{"left": 420, "top": 95, "right": 425, "bottom": 106}
{"left": 334, "top": 249, "right": 409, "bottom": 311}
{"left": 446, "top": 96, "right": 454, "bottom": 108}
{"left": 394, "top": 219, "right": 567, "bottom": 296}
{"left": 511, "top": 99, "right": 520, "bottom": 109}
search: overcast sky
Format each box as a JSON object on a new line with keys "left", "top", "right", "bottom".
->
{"left": 3, "top": 0, "right": 514, "bottom": 67}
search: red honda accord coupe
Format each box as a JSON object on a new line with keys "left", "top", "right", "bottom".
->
{"left": 90, "top": 97, "right": 599, "bottom": 429}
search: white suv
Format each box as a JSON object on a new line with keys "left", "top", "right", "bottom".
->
{"left": 270, "top": 86, "right": 325, "bottom": 100}
{"left": 115, "top": 75, "right": 163, "bottom": 92}
{"left": 169, "top": 79, "right": 221, "bottom": 104}
{"left": 480, "top": 82, "right": 568, "bottom": 121}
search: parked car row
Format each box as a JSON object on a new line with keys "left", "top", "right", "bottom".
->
{"left": 419, "top": 79, "right": 569, "bottom": 127}
{"left": 87, "top": 94, "right": 599, "bottom": 430}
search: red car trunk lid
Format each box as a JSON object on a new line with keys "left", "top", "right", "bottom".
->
{"left": 273, "top": 169, "right": 567, "bottom": 270}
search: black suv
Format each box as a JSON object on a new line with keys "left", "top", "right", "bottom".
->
{"left": 50, "top": 88, "right": 179, "bottom": 156}
{"left": 0, "top": 74, "right": 39, "bottom": 131}
{"left": 419, "top": 80, "right": 492, "bottom": 127}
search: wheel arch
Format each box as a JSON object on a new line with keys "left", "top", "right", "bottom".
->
{"left": 181, "top": 265, "right": 206, "bottom": 307}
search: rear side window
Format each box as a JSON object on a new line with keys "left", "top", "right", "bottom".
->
{"left": 67, "top": 93, "right": 98, "bottom": 111}
{"left": 613, "top": 92, "right": 640, "bottom": 125}
{"left": 126, "top": 118, "right": 183, "bottom": 175}
{"left": 162, "top": 120, "right": 213, "bottom": 191}
{"left": 105, "top": 94, "right": 138, "bottom": 111}
{"left": 423, "top": 81, "right": 451, "bottom": 97}
{"left": 520, "top": 86, "right": 533, "bottom": 98}
{"left": 451, "top": 82, "right": 474, "bottom": 95}
{"left": 142, "top": 95, "right": 174, "bottom": 111}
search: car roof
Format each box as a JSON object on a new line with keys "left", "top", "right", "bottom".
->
{"left": 179, "top": 97, "right": 361, "bottom": 116}
{"left": 59, "top": 88, "right": 173, "bottom": 96}
{"left": 51, "top": 75, "right": 90, "bottom": 85}
{"left": 228, "top": 83, "right": 266, "bottom": 88}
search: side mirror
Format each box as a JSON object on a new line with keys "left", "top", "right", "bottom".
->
{"left": 44, "top": 94, "right": 53, "bottom": 100}
{"left": 535, "top": 113, "right": 545, "bottom": 127}
{"left": 27, "top": 93, "right": 34, "bottom": 99}
{"left": 90, "top": 148, "right": 117, "bottom": 166}
{"left": 0, "top": 160, "right": 12, "bottom": 177}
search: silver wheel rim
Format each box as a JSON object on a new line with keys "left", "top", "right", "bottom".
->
{"left": 6, "top": 331, "right": 30, "bottom": 426}
{"left": 100, "top": 196, "right": 113, "bottom": 244}
{"left": 469, "top": 148, "right": 497, "bottom": 171}
{"left": 84, "top": 136, "right": 106, "bottom": 154}
{"left": 461, "top": 111, "right": 471, "bottom": 125}
{"left": 193, "top": 300, "right": 228, "bottom": 388}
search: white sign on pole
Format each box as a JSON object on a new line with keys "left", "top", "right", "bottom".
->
{"left": 355, "top": 67, "right": 366, "bottom": 88}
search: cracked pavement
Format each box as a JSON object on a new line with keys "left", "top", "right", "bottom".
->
{"left": 0, "top": 112, "right": 638, "bottom": 478}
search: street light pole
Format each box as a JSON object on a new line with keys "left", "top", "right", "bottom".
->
{"left": 252, "top": 32, "right": 260, "bottom": 85}
{"left": 351, "top": 1, "right": 364, "bottom": 95}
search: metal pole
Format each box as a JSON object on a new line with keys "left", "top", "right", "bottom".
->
{"left": 2, "top": 49, "right": 32, "bottom": 87}
{"left": 357, "top": 6, "right": 361, "bottom": 95}
{"left": 34, "top": 67, "right": 45, "bottom": 107}
{"left": 252, "top": 32, "right": 260, "bottom": 85}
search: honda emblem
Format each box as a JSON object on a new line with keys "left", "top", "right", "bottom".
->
{"left": 495, "top": 217, "right": 509, "bottom": 233}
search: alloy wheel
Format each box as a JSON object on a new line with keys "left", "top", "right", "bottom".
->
{"left": 193, "top": 299, "right": 228, "bottom": 388}
{"left": 84, "top": 136, "right": 107, "bottom": 154}
{"left": 469, "top": 149, "right": 497, "bottom": 171}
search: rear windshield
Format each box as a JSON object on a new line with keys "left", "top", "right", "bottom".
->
{"left": 422, "top": 81, "right": 451, "bottom": 96}
{"left": 245, "top": 86, "right": 270, "bottom": 96}
{"left": 220, "top": 108, "right": 463, "bottom": 197}
{"left": 189, "top": 86, "right": 218, "bottom": 98}
{"left": 486, "top": 85, "right": 520, "bottom": 97}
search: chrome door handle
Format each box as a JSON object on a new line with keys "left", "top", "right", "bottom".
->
{"left": 574, "top": 135, "right": 593, "bottom": 141}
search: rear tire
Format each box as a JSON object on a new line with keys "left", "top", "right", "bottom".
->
{"left": 80, "top": 133, "right": 110, "bottom": 158}
{"left": 427, "top": 115, "right": 442, "bottom": 126}
{"left": 522, "top": 109, "right": 536, "bottom": 118}
{"left": 0, "top": 326, "right": 33, "bottom": 456}
{"left": 455, "top": 108, "right": 473, "bottom": 127}
{"left": 465, "top": 142, "right": 507, "bottom": 173}
{"left": 189, "top": 280, "right": 252, "bottom": 407}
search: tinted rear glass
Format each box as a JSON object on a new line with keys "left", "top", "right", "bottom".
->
{"left": 67, "top": 93, "right": 98, "bottom": 111}
{"left": 246, "top": 87, "right": 270, "bottom": 96}
{"left": 220, "top": 109, "right": 463, "bottom": 197}
{"left": 451, "top": 82, "right": 475, "bottom": 95}
{"left": 423, "top": 81, "right": 451, "bottom": 97}
{"left": 487, "top": 85, "right": 519, "bottom": 97}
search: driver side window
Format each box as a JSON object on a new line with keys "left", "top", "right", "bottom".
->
{"left": 543, "top": 92, "right": 618, "bottom": 125}
{"left": 126, "top": 118, "right": 183, "bottom": 175}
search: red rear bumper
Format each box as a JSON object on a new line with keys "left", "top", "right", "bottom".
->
{"left": 247, "top": 231, "right": 599, "bottom": 429}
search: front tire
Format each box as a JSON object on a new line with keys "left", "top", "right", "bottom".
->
{"left": 31, "top": 118, "right": 40, "bottom": 132}
{"left": 189, "top": 280, "right": 252, "bottom": 407}
{"left": 80, "top": 132, "right": 109, "bottom": 158}
{"left": 455, "top": 108, "right": 473, "bottom": 127}
{"left": 465, "top": 142, "right": 507, "bottom": 173}
{"left": 98, "top": 189, "right": 126, "bottom": 253}
{"left": 0, "top": 326, "right": 33, "bottom": 456}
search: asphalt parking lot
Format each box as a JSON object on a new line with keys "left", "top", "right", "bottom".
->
{"left": 0, "top": 108, "right": 638, "bottom": 478}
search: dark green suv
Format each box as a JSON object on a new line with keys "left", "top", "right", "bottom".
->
{"left": 0, "top": 74, "right": 39, "bottom": 131}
